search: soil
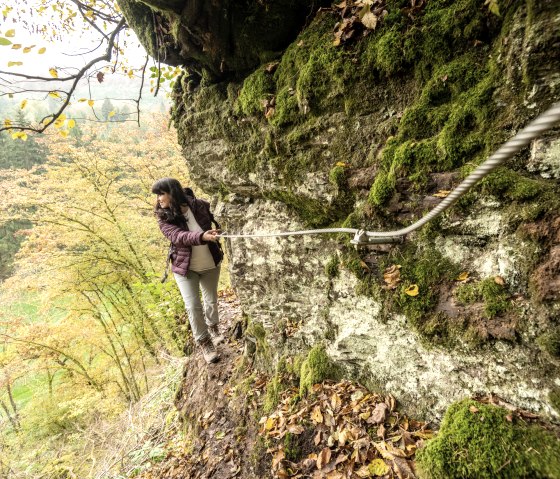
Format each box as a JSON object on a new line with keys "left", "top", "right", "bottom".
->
{"left": 137, "top": 291, "right": 273, "bottom": 479}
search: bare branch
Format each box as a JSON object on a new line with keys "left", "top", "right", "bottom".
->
{"left": 0, "top": 17, "right": 127, "bottom": 134}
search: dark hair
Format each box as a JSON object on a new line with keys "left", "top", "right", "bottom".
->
{"left": 151, "top": 177, "right": 191, "bottom": 224}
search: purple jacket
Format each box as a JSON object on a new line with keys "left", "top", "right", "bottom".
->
{"left": 158, "top": 197, "right": 223, "bottom": 276}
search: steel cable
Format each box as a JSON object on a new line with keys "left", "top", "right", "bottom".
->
{"left": 218, "top": 102, "right": 560, "bottom": 244}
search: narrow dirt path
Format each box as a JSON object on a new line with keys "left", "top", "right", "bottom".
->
{"left": 139, "top": 290, "right": 271, "bottom": 479}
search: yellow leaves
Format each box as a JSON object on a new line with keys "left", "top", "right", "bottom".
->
{"left": 433, "top": 190, "right": 451, "bottom": 198}
{"left": 494, "top": 276, "right": 505, "bottom": 286}
{"left": 127, "top": 69, "right": 134, "bottom": 79}
{"left": 3, "top": 119, "right": 12, "bottom": 128}
{"left": 67, "top": 119, "right": 76, "bottom": 129}
{"left": 264, "top": 417, "right": 275, "bottom": 431}
{"left": 23, "top": 45, "right": 35, "bottom": 53}
{"left": 11, "top": 131, "right": 28, "bottom": 141}
{"left": 335, "top": 161, "right": 348, "bottom": 167}
{"left": 1, "top": 6, "right": 12, "bottom": 19}
{"left": 59, "top": 130, "right": 70, "bottom": 138}
{"left": 455, "top": 272, "right": 469, "bottom": 282}
{"left": 78, "top": 98, "right": 88, "bottom": 102}
{"left": 54, "top": 114, "right": 66, "bottom": 128}
{"left": 404, "top": 284, "right": 419, "bottom": 297}
{"left": 7, "top": 61, "right": 23, "bottom": 67}
{"left": 20, "top": 100, "right": 27, "bottom": 110}
{"left": 108, "top": 111, "right": 116, "bottom": 118}
{"left": 49, "top": 68, "right": 58, "bottom": 78}
{"left": 38, "top": 47, "right": 46, "bottom": 54}
{"left": 88, "top": 100, "right": 95, "bottom": 107}
{"left": 11, "top": 43, "right": 21, "bottom": 49}
{"left": 48, "top": 91, "right": 61, "bottom": 99}
{"left": 5, "top": 29, "right": 15, "bottom": 37}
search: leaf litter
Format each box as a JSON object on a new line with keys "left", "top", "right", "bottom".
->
{"left": 260, "top": 380, "right": 433, "bottom": 478}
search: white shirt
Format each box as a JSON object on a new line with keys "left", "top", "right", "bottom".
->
{"left": 184, "top": 209, "right": 216, "bottom": 272}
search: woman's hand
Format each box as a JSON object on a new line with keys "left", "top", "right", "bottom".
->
{"left": 202, "top": 229, "right": 220, "bottom": 242}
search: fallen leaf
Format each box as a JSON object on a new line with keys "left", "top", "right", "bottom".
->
{"left": 383, "top": 264, "right": 401, "bottom": 290}
{"left": 456, "top": 272, "right": 469, "bottom": 281}
{"left": 38, "top": 47, "right": 46, "bottom": 54}
{"left": 404, "top": 284, "right": 419, "bottom": 297}
{"left": 314, "top": 431, "right": 322, "bottom": 446}
{"left": 316, "top": 447, "right": 332, "bottom": 470}
{"left": 469, "top": 405, "right": 479, "bottom": 414}
{"left": 433, "top": 189, "right": 451, "bottom": 198}
{"left": 311, "top": 406, "right": 324, "bottom": 424}
{"left": 272, "top": 449, "right": 285, "bottom": 469}
{"left": 5, "top": 29, "right": 15, "bottom": 37}
{"left": 361, "top": 12, "right": 378, "bottom": 29}
{"left": 370, "top": 403, "right": 389, "bottom": 425}
{"left": 287, "top": 424, "right": 305, "bottom": 435}
{"left": 23, "top": 45, "right": 34, "bottom": 53}
{"left": 494, "top": 276, "right": 505, "bottom": 285}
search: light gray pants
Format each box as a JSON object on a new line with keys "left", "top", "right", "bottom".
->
{"left": 174, "top": 265, "right": 220, "bottom": 342}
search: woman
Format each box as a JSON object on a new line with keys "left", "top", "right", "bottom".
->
{"left": 152, "top": 177, "right": 224, "bottom": 364}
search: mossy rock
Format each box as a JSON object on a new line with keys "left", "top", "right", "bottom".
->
{"left": 416, "top": 399, "right": 560, "bottom": 479}
{"left": 299, "top": 345, "right": 339, "bottom": 396}
{"left": 455, "top": 277, "right": 511, "bottom": 319}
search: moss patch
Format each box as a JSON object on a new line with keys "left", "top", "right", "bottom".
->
{"left": 456, "top": 278, "right": 511, "bottom": 319}
{"left": 537, "top": 329, "right": 560, "bottom": 358}
{"left": 235, "top": 66, "right": 275, "bottom": 117}
{"left": 416, "top": 399, "right": 560, "bottom": 479}
{"left": 299, "top": 345, "right": 339, "bottom": 396}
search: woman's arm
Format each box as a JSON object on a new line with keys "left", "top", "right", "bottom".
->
{"left": 158, "top": 220, "right": 205, "bottom": 246}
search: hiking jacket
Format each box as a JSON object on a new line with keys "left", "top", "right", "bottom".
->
{"left": 157, "top": 196, "right": 223, "bottom": 276}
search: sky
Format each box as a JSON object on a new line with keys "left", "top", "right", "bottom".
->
{"left": 0, "top": 0, "right": 171, "bottom": 121}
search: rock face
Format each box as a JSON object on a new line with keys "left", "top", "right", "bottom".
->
{"left": 121, "top": 0, "right": 560, "bottom": 421}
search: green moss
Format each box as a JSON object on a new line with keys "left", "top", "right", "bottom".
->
{"left": 482, "top": 168, "right": 544, "bottom": 202}
{"left": 299, "top": 345, "right": 339, "bottom": 396}
{"left": 373, "top": 28, "right": 406, "bottom": 75}
{"left": 537, "top": 329, "right": 560, "bottom": 358}
{"left": 416, "top": 399, "right": 560, "bottom": 479}
{"left": 550, "top": 387, "right": 560, "bottom": 414}
{"left": 235, "top": 66, "right": 275, "bottom": 116}
{"left": 328, "top": 165, "right": 346, "bottom": 187}
{"left": 456, "top": 278, "right": 511, "bottom": 319}
{"left": 263, "top": 375, "right": 283, "bottom": 414}
{"left": 393, "top": 245, "right": 461, "bottom": 328}
{"left": 325, "top": 255, "right": 340, "bottom": 279}
{"left": 368, "top": 169, "right": 396, "bottom": 207}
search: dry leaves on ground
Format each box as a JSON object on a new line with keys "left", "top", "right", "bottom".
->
{"left": 260, "top": 380, "right": 433, "bottom": 478}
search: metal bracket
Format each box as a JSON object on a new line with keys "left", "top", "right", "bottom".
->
{"left": 350, "top": 229, "right": 404, "bottom": 245}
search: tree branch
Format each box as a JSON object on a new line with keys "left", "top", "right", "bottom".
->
{"left": 0, "top": 17, "right": 127, "bottom": 134}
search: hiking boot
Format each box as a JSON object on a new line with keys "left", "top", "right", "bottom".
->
{"left": 198, "top": 336, "right": 219, "bottom": 364}
{"left": 208, "top": 324, "right": 225, "bottom": 345}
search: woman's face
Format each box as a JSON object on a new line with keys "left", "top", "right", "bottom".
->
{"left": 157, "top": 192, "right": 172, "bottom": 209}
